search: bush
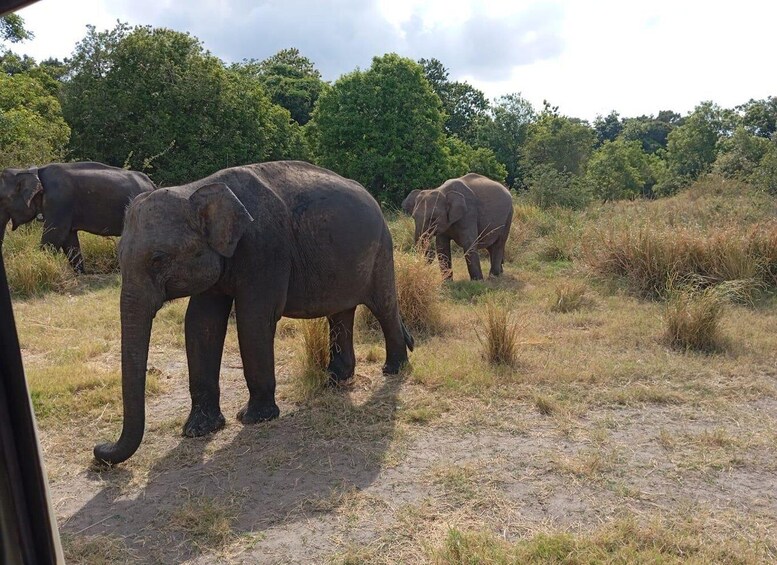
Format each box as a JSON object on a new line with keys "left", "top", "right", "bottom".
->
{"left": 525, "top": 165, "right": 591, "bottom": 209}
{"left": 663, "top": 286, "right": 726, "bottom": 352}
{"left": 549, "top": 281, "right": 588, "bottom": 313}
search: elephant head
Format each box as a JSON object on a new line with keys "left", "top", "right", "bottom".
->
{"left": 0, "top": 168, "right": 43, "bottom": 242}
{"left": 93, "top": 182, "right": 253, "bottom": 464}
{"left": 401, "top": 184, "right": 467, "bottom": 244}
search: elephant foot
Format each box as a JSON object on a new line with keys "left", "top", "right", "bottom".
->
{"left": 327, "top": 358, "right": 355, "bottom": 385}
{"left": 382, "top": 357, "right": 408, "bottom": 375}
{"left": 183, "top": 407, "right": 225, "bottom": 437}
{"left": 237, "top": 402, "right": 279, "bottom": 425}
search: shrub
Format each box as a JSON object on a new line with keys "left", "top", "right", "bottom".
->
{"left": 663, "top": 286, "right": 726, "bottom": 352}
{"left": 477, "top": 299, "right": 519, "bottom": 366}
{"left": 525, "top": 164, "right": 591, "bottom": 210}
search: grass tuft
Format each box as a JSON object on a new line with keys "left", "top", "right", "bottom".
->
{"left": 549, "top": 280, "right": 588, "bottom": 313}
{"left": 663, "top": 285, "right": 727, "bottom": 352}
{"left": 297, "top": 318, "right": 330, "bottom": 396}
{"left": 477, "top": 299, "right": 519, "bottom": 367}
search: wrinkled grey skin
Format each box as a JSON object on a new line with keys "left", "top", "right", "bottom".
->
{"left": 0, "top": 162, "right": 156, "bottom": 273}
{"left": 402, "top": 173, "right": 513, "bottom": 280}
{"left": 94, "top": 161, "right": 414, "bottom": 465}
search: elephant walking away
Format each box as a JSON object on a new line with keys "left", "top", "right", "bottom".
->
{"left": 0, "top": 162, "right": 156, "bottom": 272}
{"left": 94, "top": 161, "right": 414, "bottom": 465}
{"left": 402, "top": 173, "right": 513, "bottom": 281}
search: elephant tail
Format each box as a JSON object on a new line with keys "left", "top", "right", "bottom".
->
{"left": 401, "top": 319, "right": 415, "bottom": 352}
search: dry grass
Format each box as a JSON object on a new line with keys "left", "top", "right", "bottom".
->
{"left": 296, "top": 317, "right": 331, "bottom": 396}
{"left": 3, "top": 224, "right": 77, "bottom": 297}
{"left": 663, "top": 286, "right": 727, "bottom": 352}
{"left": 165, "top": 493, "right": 241, "bottom": 553}
{"left": 549, "top": 280, "right": 588, "bottom": 313}
{"left": 477, "top": 299, "right": 519, "bottom": 367}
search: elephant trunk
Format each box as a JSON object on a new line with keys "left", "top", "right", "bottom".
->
{"left": 93, "top": 289, "right": 155, "bottom": 464}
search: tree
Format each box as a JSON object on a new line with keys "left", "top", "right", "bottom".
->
{"left": 0, "top": 73, "right": 70, "bottom": 169}
{"left": 593, "top": 111, "right": 623, "bottom": 146}
{"left": 62, "top": 24, "right": 304, "bottom": 186}
{"left": 714, "top": 126, "right": 771, "bottom": 180}
{"left": 665, "top": 102, "right": 732, "bottom": 181}
{"left": 235, "top": 48, "right": 326, "bottom": 126}
{"left": 1, "top": 14, "right": 33, "bottom": 44}
{"left": 445, "top": 136, "right": 507, "bottom": 184}
{"left": 585, "top": 139, "right": 663, "bottom": 201}
{"left": 738, "top": 97, "right": 777, "bottom": 138}
{"left": 525, "top": 164, "right": 591, "bottom": 209}
{"left": 620, "top": 115, "right": 674, "bottom": 153}
{"left": 474, "top": 93, "right": 535, "bottom": 187}
{"left": 521, "top": 111, "right": 596, "bottom": 177}
{"left": 310, "top": 53, "right": 450, "bottom": 205}
{"left": 0, "top": 53, "right": 67, "bottom": 97}
{"left": 419, "top": 58, "right": 489, "bottom": 143}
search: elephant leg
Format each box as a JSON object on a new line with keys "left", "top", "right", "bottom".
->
{"left": 327, "top": 308, "right": 356, "bottom": 383}
{"left": 488, "top": 235, "right": 507, "bottom": 277}
{"left": 64, "top": 232, "right": 85, "bottom": 274}
{"left": 183, "top": 291, "right": 233, "bottom": 437}
{"left": 436, "top": 235, "right": 453, "bottom": 280}
{"left": 460, "top": 236, "right": 484, "bottom": 281}
{"left": 234, "top": 294, "right": 282, "bottom": 425}
{"left": 366, "top": 250, "right": 410, "bottom": 375}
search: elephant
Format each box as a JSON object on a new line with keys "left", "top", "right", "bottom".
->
{"left": 0, "top": 162, "right": 156, "bottom": 273}
{"left": 93, "top": 161, "right": 414, "bottom": 465}
{"left": 402, "top": 173, "right": 513, "bottom": 280}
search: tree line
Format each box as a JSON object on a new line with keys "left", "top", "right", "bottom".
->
{"left": 2, "top": 19, "right": 776, "bottom": 207}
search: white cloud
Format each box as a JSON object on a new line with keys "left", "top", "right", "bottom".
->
{"left": 8, "top": 0, "right": 777, "bottom": 120}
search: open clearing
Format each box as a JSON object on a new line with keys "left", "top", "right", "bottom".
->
{"left": 9, "top": 179, "right": 777, "bottom": 563}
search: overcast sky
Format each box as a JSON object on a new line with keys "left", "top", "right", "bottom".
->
{"left": 12, "top": 0, "right": 777, "bottom": 121}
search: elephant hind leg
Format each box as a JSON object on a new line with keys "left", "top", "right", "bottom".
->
{"left": 365, "top": 274, "right": 410, "bottom": 375}
{"left": 327, "top": 308, "right": 356, "bottom": 383}
{"left": 488, "top": 227, "right": 510, "bottom": 277}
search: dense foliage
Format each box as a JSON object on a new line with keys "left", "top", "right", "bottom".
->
{"left": 0, "top": 18, "right": 774, "bottom": 203}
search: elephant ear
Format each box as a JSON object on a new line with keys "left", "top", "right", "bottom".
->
{"left": 401, "top": 189, "right": 421, "bottom": 214}
{"left": 446, "top": 190, "right": 467, "bottom": 225}
{"left": 16, "top": 169, "right": 42, "bottom": 208}
{"left": 189, "top": 182, "right": 254, "bottom": 257}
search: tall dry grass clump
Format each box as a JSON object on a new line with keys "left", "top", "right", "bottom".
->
{"left": 357, "top": 244, "right": 445, "bottom": 337}
{"left": 549, "top": 281, "right": 588, "bottom": 313}
{"left": 297, "top": 317, "right": 330, "bottom": 395}
{"left": 477, "top": 299, "right": 519, "bottom": 366}
{"left": 663, "top": 285, "right": 727, "bottom": 352}
{"left": 582, "top": 222, "right": 772, "bottom": 299}
{"left": 3, "top": 225, "right": 76, "bottom": 297}
{"left": 79, "top": 233, "right": 120, "bottom": 273}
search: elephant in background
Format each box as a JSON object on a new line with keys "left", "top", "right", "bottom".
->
{"left": 0, "top": 162, "right": 156, "bottom": 272}
{"left": 402, "top": 173, "right": 513, "bottom": 280}
{"left": 94, "top": 161, "right": 414, "bottom": 465}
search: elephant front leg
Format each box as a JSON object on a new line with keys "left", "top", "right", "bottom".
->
{"left": 460, "top": 237, "right": 484, "bottom": 281}
{"left": 235, "top": 297, "right": 281, "bottom": 424}
{"left": 64, "top": 232, "right": 85, "bottom": 274}
{"left": 183, "top": 292, "right": 233, "bottom": 437}
{"left": 435, "top": 235, "right": 453, "bottom": 280}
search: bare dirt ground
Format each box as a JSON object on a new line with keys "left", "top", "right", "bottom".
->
{"left": 36, "top": 296, "right": 777, "bottom": 563}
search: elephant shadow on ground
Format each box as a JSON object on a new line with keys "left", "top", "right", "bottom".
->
{"left": 62, "top": 373, "right": 403, "bottom": 563}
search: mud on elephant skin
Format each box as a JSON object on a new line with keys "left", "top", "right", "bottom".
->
{"left": 94, "top": 161, "right": 413, "bottom": 465}
{"left": 402, "top": 173, "right": 513, "bottom": 281}
{"left": 0, "top": 162, "right": 156, "bottom": 273}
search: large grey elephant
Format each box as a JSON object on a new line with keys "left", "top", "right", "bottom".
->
{"left": 402, "top": 173, "right": 513, "bottom": 280}
{"left": 94, "top": 161, "right": 414, "bottom": 465}
{"left": 0, "top": 162, "right": 156, "bottom": 272}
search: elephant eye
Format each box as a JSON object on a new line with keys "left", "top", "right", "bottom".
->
{"left": 150, "top": 251, "right": 169, "bottom": 268}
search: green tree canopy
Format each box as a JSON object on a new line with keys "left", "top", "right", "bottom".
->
{"left": 62, "top": 24, "right": 304, "bottom": 185}
{"left": 521, "top": 110, "right": 596, "bottom": 177}
{"left": 445, "top": 136, "right": 507, "bottom": 184}
{"left": 419, "top": 58, "right": 489, "bottom": 143}
{"left": 620, "top": 114, "right": 675, "bottom": 154}
{"left": 738, "top": 97, "right": 777, "bottom": 138}
{"left": 0, "top": 73, "right": 70, "bottom": 169}
{"left": 585, "top": 139, "right": 663, "bottom": 201}
{"left": 593, "top": 111, "right": 623, "bottom": 146}
{"left": 235, "top": 48, "right": 326, "bottom": 126}
{"left": 1, "top": 14, "right": 33, "bottom": 44}
{"left": 474, "top": 92, "right": 535, "bottom": 188}
{"left": 665, "top": 101, "right": 732, "bottom": 181}
{"left": 309, "top": 53, "right": 450, "bottom": 205}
